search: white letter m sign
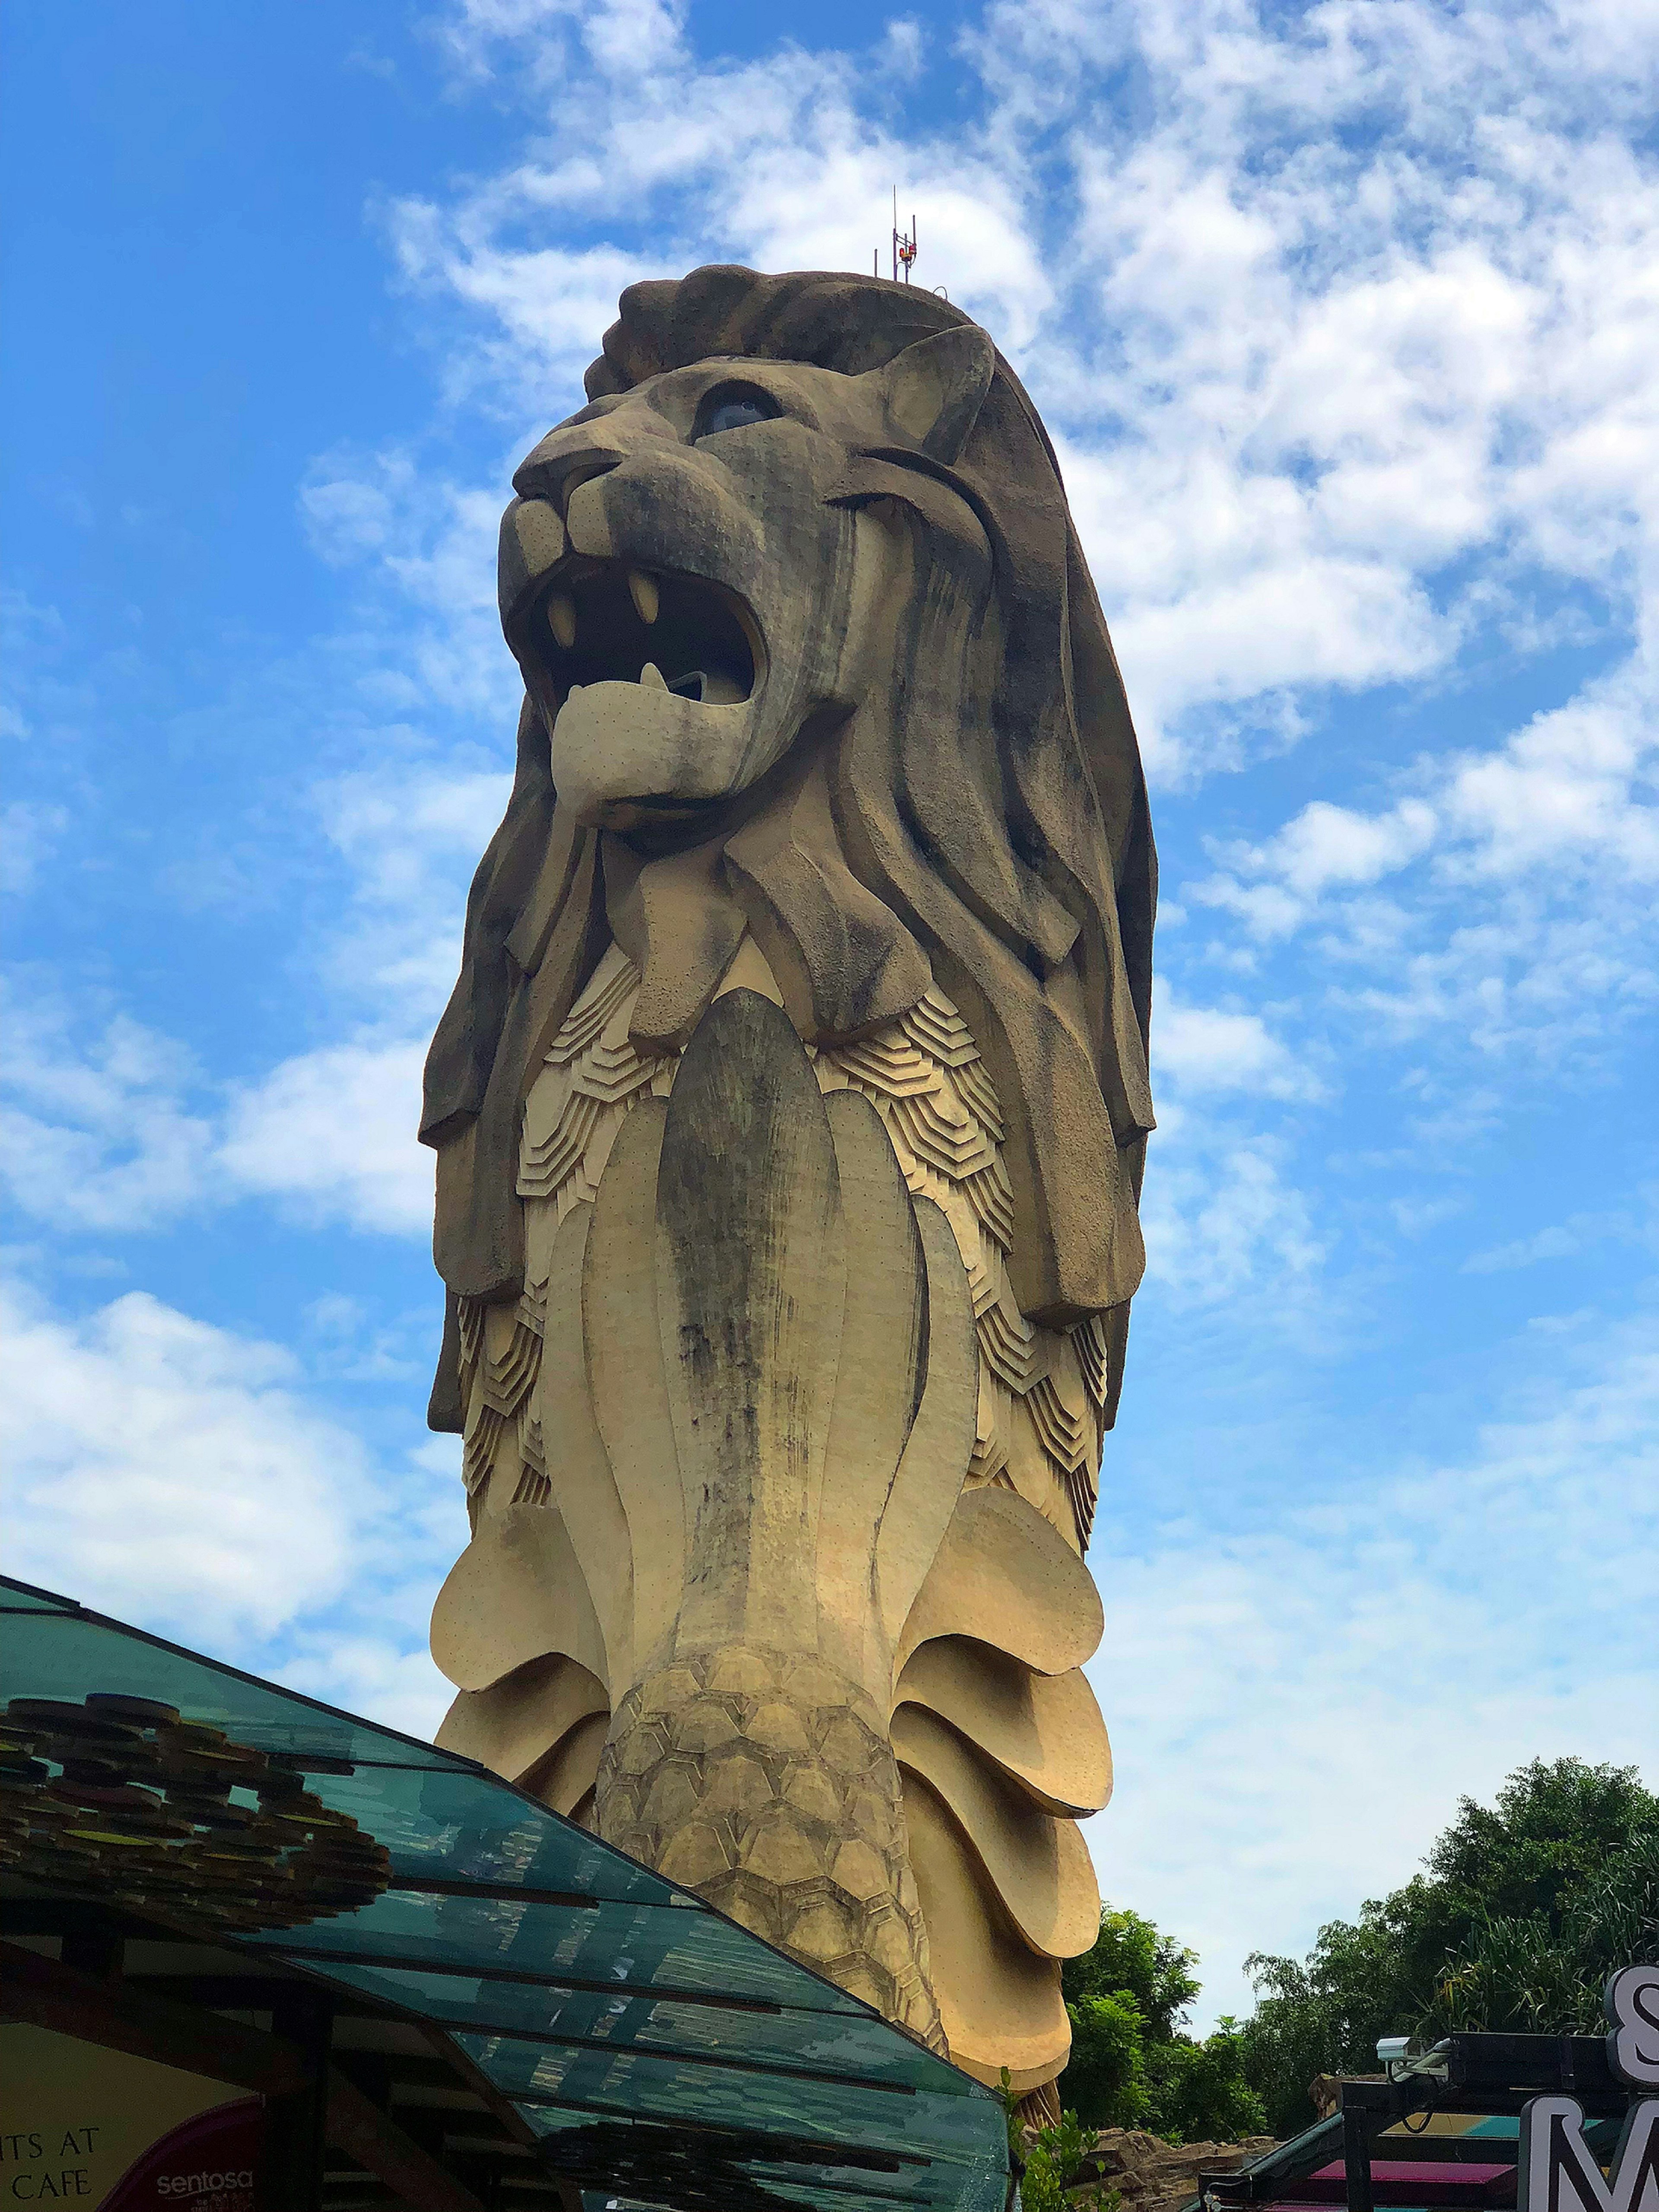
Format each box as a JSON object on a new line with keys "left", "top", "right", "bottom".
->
{"left": 1519, "top": 2099, "right": 1659, "bottom": 2212}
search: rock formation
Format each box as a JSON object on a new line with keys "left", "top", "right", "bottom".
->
{"left": 1059, "top": 2129, "right": 1280, "bottom": 2212}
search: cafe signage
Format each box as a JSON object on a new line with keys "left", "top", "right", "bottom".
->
{"left": 0, "top": 2024, "right": 262, "bottom": 2209}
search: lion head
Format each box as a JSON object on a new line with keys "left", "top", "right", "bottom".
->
{"left": 423, "top": 266, "right": 1155, "bottom": 1421}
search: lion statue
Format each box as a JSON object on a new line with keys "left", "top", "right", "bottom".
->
{"left": 421, "top": 266, "right": 1156, "bottom": 2113}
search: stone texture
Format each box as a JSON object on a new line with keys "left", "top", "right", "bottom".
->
{"left": 1052, "top": 2130, "right": 1280, "bottom": 2212}
{"left": 597, "top": 1642, "right": 942, "bottom": 2050}
{"left": 423, "top": 266, "right": 1159, "bottom": 2113}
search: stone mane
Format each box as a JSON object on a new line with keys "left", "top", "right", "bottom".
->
{"left": 422, "top": 267, "right": 1156, "bottom": 1405}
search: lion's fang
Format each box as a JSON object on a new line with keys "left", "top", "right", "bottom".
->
{"left": 628, "top": 571, "right": 659, "bottom": 624}
{"left": 547, "top": 593, "right": 576, "bottom": 648}
{"left": 639, "top": 662, "right": 669, "bottom": 692}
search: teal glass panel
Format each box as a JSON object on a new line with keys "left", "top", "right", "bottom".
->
{"left": 490, "top": 1985, "right": 931, "bottom": 2088}
{"left": 308, "top": 1966, "right": 957, "bottom": 2148}
{"left": 0, "top": 1600, "right": 459, "bottom": 1769}
{"left": 249, "top": 1879, "right": 886, "bottom": 2020}
{"left": 469, "top": 2042, "right": 1005, "bottom": 2193}
{"left": 507, "top": 2027, "right": 917, "bottom": 2145}
{"left": 260, "top": 1930, "right": 942, "bottom": 2087}
{"left": 272, "top": 1762, "right": 693, "bottom": 1911}
{"left": 0, "top": 1585, "right": 78, "bottom": 1614}
{"left": 527, "top": 2101, "right": 1008, "bottom": 2212}
{"left": 267, "top": 1955, "right": 969, "bottom": 2106}
{"left": 0, "top": 1576, "right": 1010, "bottom": 2212}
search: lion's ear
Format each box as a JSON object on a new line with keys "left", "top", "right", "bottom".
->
{"left": 868, "top": 325, "right": 995, "bottom": 463}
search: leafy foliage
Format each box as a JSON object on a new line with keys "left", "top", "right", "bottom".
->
{"left": 1036, "top": 1761, "right": 1658, "bottom": 2163}
{"left": 997, "top": 2074, "right": 1122, "bottom": 2212}
{"left": 1022, "top": 2113, "right": 1123, "bottom": 2212}
{"left": 1236, "top": 1759, "right": 1659, "bottom": 2136}
{"left": 1426, "top": 1818, "right": 1659, "bottom": 2034}
{"left": 1058, "top": 1907, "right": 1267, "bottom": 2142}
{"left": 1064, "top": 1992, "right": 1151, "bottom": 2129}
{"left": 1065, "top": 1907, "right": 1202, "bottom": 2039}
{"left": 1144, "top": 2021, "right": 1271, "bottom": 2145}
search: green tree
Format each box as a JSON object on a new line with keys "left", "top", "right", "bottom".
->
{"left": 1427, "top": 1815, "right": 1659, "bottom": 2035}
{"left": 1063, "top": 1991, "right": 1150, "bottom": 2130}
{"left": 1236, "top": 1758, "right": 1659, "bottom": 2137}
{"left": 1145, "top": 2021, "right": 1270, "bottom": 2145}
{"left": 1065, "top": 1907, "right": 1201, "bottom": 2038}
{"left": 1059, "top": 1907, "right": 1267, "bottom": 2143}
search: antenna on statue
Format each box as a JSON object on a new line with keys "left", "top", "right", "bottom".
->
{"left": 872, "top": 191, "right": 920, "bottom": 283}
{"left": 891, "top": 189, "right": 918, "bottom": 285}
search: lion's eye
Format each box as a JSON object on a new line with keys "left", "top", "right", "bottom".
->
{"left": 694, "top": 386, "right": 781, "bottom": 440}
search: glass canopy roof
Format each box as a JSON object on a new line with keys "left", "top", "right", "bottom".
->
{"left": 0, "top": 1575, "right": 1010, "bottom": 2212}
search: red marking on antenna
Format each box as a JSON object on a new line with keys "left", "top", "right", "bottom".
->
{"left": 890, "top": 190, "right": 918, "bottom": 284}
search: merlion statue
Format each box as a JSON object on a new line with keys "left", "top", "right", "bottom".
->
{"left": 423, "top": 266, "right": 1156, "bottom": 2115}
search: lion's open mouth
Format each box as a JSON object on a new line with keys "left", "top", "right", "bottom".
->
{"left": 526, "top": 559, "right": 761, "bottom": 709}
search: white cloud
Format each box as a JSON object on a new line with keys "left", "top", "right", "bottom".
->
{"left": 1391, "top": 1192, "right": 1467, "bottom": 1241}
{"left": 1138, "top": 995, "right": 1327, "bottom": 1312}
{"left": 0, "top": 984, "right": 442, "bottom": 1245}
{"left": 1138, "top": 1100, "right": 1325, "bottom": 1308}
{"left": 1364, "top": 674, "right": 1657, "bottom": 911}
{"left": 204, "top": 753, "right": 508, "bottom": 1240}
{"left": 318, "top": 761, "right": 510, "bottom": 1021}
{"left": 0, "top": 741, "right": 510, "bottom": 1254}
{"left": 1463, "top": 1219, "right": 1608, "bottom": 1274}
{"left": 301, "top": 467, "right": 404, "bottom": 564}
{"left": 1201, "top": 800, "right": 1440, "bottom": 938}
{"left": 301, "top": 450, "right": 522, "bottom": 722}
{"left": 221, "top": 1039, "right": 433, "bottom": 1237}
{"left": 1088, "top": 1303, "right": 1659, "bottom": 2024}
{"left": 1462, "top": 1198, "right": 1655, "bottom": 1274}
{"left": 0, "top": 995, "right": 214, "bottom": 1234}
{"left": 1154, "top": 990, "right": 1322, "bottom": 1102}
{"left": 1187, "top": 656, "right": 1658, "bottom": 1059}
{"left": 0, "top": 589, "right": 74, "bottom": 747}
{"left": 0, "top": 1281, "right": 368, "bottom": 1643}
{"left": 1, "top": 801, "right": 68, "bottom": 897}
{"left": 1019, "top": 0, "right": 1659, "bottom": 786}
{"left": 0, "top": 1278, "right": 466, "bottom": 1738}
{"left": 391, "top": 220, "right": 653, "bottom": 404}
{"left": 1440, "top": 680, "right": 1659, "bottom": 883}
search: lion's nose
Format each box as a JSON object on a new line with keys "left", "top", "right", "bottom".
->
{"left": 512, "top": 437, "right": 626, "bottom": 516}
{"left": 561, "top": 444, "right": 763, "bottom": 572}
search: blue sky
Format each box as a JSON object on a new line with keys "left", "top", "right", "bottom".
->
{"left": 3, "top": 0, "right": 1655, "bottom": 2024}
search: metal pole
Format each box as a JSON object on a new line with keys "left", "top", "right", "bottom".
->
{"left": 1342, "top": 2098, "right": 1375, "bottom": 2212}
{"left": 260, "top": 1990, "right": 333, "bottom": 2212}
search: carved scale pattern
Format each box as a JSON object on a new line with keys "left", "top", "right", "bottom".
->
{"left": 597, "top": 1644, "right": 942, "bottom": 2049}
{"left": 816, "top": 986, "right": 1108, "bottom": 1550}
{"left": 454, "top": 944, "right": 1110, "bottom": 1549}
